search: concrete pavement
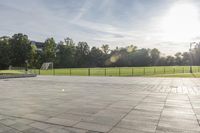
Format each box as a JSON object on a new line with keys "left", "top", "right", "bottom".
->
{"left": 0, "top": 76, "right": 200, "bottom": 133}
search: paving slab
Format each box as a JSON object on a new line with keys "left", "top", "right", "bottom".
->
{"left": 0, "top": 76, "right": 200, "bottom": 132}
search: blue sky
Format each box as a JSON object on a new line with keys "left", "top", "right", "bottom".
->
{"left": 0, "top": 0, "right": 200, "bottom": 54}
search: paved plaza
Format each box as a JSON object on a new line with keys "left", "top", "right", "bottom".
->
{"left": 0, "top": 76, "right": 200, "bottom": 133}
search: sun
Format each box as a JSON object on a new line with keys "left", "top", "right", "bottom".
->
{"left": 160, "top": 2, "right": 200, "bottom": 42}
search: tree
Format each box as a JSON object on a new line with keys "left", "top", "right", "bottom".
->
{"left": 10, "top": 33, "right": 32, "bottom": 67}
{"left": 182, "top": 52, "right": 190, "bottom": 65}
{"left": 43, "top": 38, "right": 56, "bottom": 62}
{"left": 75, "top": 42, "right": 90, "bottom": 67}
{"left": 0, "top": 36, "right": 11, "bottom": 69}
{"left": 150, "top": 48, "right": 160, "bottom": 66}
{"left": 34, "top": 51, "right": 44, "bottom": 69}
{"left": 158, "top": 57, "right": 167, "bottom": 66}
{"left": 175, "top": 52, "right": 182, "bottom": 65}
{"left": 123, "top": 45, "right": 137, "bottom": 67}
{"left": 2, "top": 33, "right": 200, "bottom": 68}
{"left": 29, "top": 45, "right": 37, "bottom": 68}
{"left": 131, "top": 48, "right": 151, "bottom": 66}
{"left": 89, "top": 47, "right": 104, "bottom": 67}
{"left": 191, "top": 45, "right": 200, "bottom": 65}
{"left": 55, "top": 38, "right": 76, "bottom": 68}
{"left": 109, "top": 47, "right": 130, "bottom": 67}
{"left": 101, "top": 44, "right": 110, "bottom": 54}
{"left": 166, "top": 56, "right": 175, "bottom": 66}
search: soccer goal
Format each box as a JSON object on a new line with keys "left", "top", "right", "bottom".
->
{"left": 40, "top": 62, "right": 54, "bottom": 70}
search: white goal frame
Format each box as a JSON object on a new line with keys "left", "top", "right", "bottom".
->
{"left": 40, "top": 62, "right": 54, "bottom": 70}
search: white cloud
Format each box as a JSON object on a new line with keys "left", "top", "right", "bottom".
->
{"left": 0, "top": 0, "right": 199, "bottom": 55}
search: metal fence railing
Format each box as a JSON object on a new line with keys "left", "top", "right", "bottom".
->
{"left": 28, "top": 66, "right": 200, "bottom": 76}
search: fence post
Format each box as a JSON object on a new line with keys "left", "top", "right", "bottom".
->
{"left": 88, "top": 68, "right": 90, "bottom": 76}
{"left": 53, "top": 69, "right": 55, "bottom": 75}
{"left": 105, "top": 68, "right": 107, "bottom": 76}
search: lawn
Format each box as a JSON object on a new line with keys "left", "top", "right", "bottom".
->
{"left": 29, "top": 66, "right": 200, "bottom": 77}
{"left": 0, "top": 70, "right": 24, "bottom": 75}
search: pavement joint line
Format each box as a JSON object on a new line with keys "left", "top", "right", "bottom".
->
{"left": 106, "top": 83, "right": 154, "bottom": 133}
{"left": 187, "top": 94, "right": 200, "bottom": 127}
{"left": 64, "top": 99, "right": 118, "bottom": 128}
{"left": 183, "top": 78, "right": 200, "bottom": 127}
{"left": 68, "top": 95, "right": 135, "bottom": 132}
{"left": 0, "top": 120, "right": 23, "bottom": 133}
{"left": 0, "top": 113, "right": 104, "bottom": 133}
{"left": 70, "top": 98, "right": 125, "bottom": 126}
{"left": 154, "top": 88, "right": 170, "bottom": 133}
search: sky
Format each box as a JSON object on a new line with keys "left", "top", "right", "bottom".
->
{"left": 0, "top": 0, "right": 200, "bottom": 55}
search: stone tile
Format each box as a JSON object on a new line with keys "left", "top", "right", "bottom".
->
{"left": 30, "top": 122, "right": 52, "bottom": 130}
{"left": 74, "top": 122, "right": 112, "bottom": 132}
{"left": 15, "top": 119, "right": 34, "bottom": 125}
{"left": 46, "top": 117, "right": 78, "bottom": 126}
{"left": 156, "top": 126, "right": 200, "bottom": 133}
{"left": 23, "top": 113, "right": 49, "bottom": 121}
{"left": 116, "top": 119, "right": 157, "bottom": 132}
{"left": 0, "top": 128, "right": 22, "bottom": 133}
{"left": 158, "top": 118, "right": 200, "bottom": 131}
{"left": 0, "top": 115, "right": 8, "bottom": 120}
{"left": 10, "top": 123, "right": 31, "bottom": 131}
{"left": 0, "top": 124, "right": 12, "bottom": 132}
{"left": 56, "top": 113, "right": 89, "bottom": 121}
{"left": 45, "top": 125, "right": 86, "bottom": 133}
{"left": 0, "top": 118, "right": 16, "bottom": 126}
{"left": 161, "top": 110, "right": 196, "bottom": 119}
{"left": 109, "top": 127, "right": 150, "bottom": 133}
{"left": 83, "top": 115, "right": 121, "bottom": 126}
{"left": 23, "top": 127, "right": 48, "bottom": 133}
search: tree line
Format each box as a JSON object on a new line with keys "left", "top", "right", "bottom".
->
{"left": 0, "top": 33, "right": 199, "bottom": 69}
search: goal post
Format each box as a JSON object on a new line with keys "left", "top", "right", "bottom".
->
{"left": 40, "top": 62, "right": 54, "bottom": 70}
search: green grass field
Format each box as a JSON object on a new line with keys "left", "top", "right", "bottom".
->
{"left": 28, "top": 66, "right": 200, "bottom": 77}
{"left": 0, "top": 70, "right": 24, "bottom": 75}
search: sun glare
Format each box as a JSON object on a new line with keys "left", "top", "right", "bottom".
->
{"left": 160, "top": 2, "right": 200, "bottom": 42}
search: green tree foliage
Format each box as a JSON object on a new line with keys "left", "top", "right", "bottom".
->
{"left": 191, "top": 44, "right": 200, "bottom": 65}
{"left": 182, "top": 52, "right": 190, "bottom": 65}
{"left": 43, "top": 38, "right": 56, "bottom": 62}
{"left": 29, "top": 45, "right": 38, "bottom": 68}
{"left": 89, "top": 47, "right": 104, "bottom": 67}
{"left": 131, "top": 49, "right": 151, "bottom": 66}
{"left": 150, "top": 48, "right": 160, "bottom": 66}
{"left": 10, "top": 33, "right": 32, "bottom": 67}
{"left": 166, "top": 56, "right": 175, "bottom": 66}
{"left": 101, "top": 44, "right": 110, "bottom": 54}
{"left": 56, "top": 38, "right": 76, "bottom": 67}
{"left": 0, "top": 33, "right": 200, "bottom": 69}
{"left": 175, "top": 52, "right": 182, "bottom": 65}
{"left": 75, "top": 42, "right": 90, "bottom": 67}
{"left": 0, "top": 36, "right": 10, "bottom": 69}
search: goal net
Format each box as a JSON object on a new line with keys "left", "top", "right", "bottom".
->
{"left": 40, "top": 62, "right": 54, "bottom": 70}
